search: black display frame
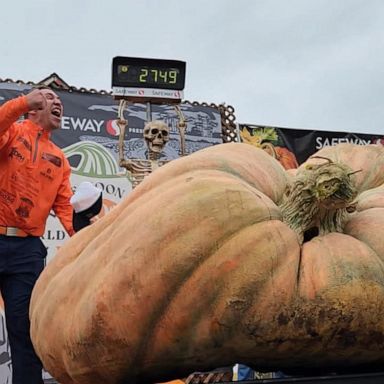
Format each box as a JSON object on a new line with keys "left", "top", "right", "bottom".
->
{"left": 112, "top": 56, "right": 186, "bottom": 91}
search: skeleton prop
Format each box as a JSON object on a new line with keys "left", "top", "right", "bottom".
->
{"left": 117, "top": 100, "right": 174, "bottom": 189}
{"left": 143, "top": 120, "right": 170, "bottom": 159}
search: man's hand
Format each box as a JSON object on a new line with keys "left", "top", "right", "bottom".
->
{"left": 25, "top": 89, "right": 47, "bottom": 111}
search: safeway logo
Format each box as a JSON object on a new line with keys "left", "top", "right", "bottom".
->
{"left": 138, "top": 90, "right": 144, "bottom": 96}
{"left": 61, "top": 116, "right": 104, "bottom": 133}
{"left": 106, "top": 120, "right": 120, "bottom": 136}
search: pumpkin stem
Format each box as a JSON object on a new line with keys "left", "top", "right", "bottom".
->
{"left": 278, "top": 159, "right": 358, "bottom": 243}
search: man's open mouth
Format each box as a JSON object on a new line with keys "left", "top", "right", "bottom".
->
{"left": 51, "top": 108, "right": 62, "bottom": 117}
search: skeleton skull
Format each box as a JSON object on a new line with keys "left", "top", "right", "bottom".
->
{"left": 143, "top": 120, "right": 170, "bottom": 154}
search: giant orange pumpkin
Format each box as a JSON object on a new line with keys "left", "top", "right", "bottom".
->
{"left": 30, "top": 143, "right": 384, "bottom": 384}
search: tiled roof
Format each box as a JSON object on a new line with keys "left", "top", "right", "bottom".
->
{"left": 0, "top": 73, "right": 111, "bottom": 95}
{"left": 0, "top": 73, "right": 236, "bottom": 115}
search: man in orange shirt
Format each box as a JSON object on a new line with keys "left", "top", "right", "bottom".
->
{"left": 0, "top": 86, "right": 74, "bottom": 384}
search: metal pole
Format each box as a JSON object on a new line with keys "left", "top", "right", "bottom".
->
{"left": 146, "top": 102, "right": 152, "bottom": 122}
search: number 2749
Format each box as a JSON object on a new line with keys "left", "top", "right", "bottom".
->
{"left": 139, "top": 69, "right": 177, "bottom": 84}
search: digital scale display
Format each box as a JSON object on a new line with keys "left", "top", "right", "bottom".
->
{"left": 111, "top": 56, "right": 186, "bottom": 103}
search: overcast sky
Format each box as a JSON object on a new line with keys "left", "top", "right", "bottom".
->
{"left": 1, "top": 0, "right": 384, "bottom": 134}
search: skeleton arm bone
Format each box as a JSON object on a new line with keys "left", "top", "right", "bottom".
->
{"left": 117, "top": 100, "right": 128, "bottom": 165}
{"left": 119, "top": 159, "right": 153, "bottom": 174}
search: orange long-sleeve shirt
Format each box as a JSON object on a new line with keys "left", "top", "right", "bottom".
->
{"left": 0, "top": 95, "right": 74, "bottom": 236}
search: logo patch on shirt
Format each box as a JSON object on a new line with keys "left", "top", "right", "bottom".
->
{"left": 0, "top": 189, "right": 16, "bottom": 205}
{"left": 17, "top": 136, "right": 32, "bottom": 151}
{"left": 42, "top": 152, "right": 62, "bottom": 167}
{"left": 15, "top": 197, "right": 34, "bottom": 218}
{"left": 40, "top": 168, "right": 54, "bottom": 181}
{"left": 8, "top": 147, "right": 25, "bottom": 162}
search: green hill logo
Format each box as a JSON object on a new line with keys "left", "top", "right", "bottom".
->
{"left": 64, "top": 141, "right": 120, "bottom": 178}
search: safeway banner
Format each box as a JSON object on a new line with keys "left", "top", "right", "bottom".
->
{"left": 239, "top": 124, "right": 384, "bottom": 170}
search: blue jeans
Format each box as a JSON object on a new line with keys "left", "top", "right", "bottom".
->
{"left": 0, "top": 235, "right": 46, "bottom": 384}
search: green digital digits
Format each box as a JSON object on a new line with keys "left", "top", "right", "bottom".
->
{"left": 159, "top": 70, "right": 167, "bottom": 82}
{"left": 150, "top": 69, "right": 158, "bottom": 82}
{"left": 138, "top": 68, "right": 177, "bottom": 84}
{"left": 168, "top": 70, "right": 177, "bottom": 84}
{"left": 139, "top": 68, "right": 148, "bottom": 82}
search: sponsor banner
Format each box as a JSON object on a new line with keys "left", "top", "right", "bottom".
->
{"left": 112, "top": 86, "right": 183, "bottom": 101}
{"left": 239, "top": 124, "right": 384, "bottom": 169}
{"left": 0, "top": 83, "right": 223, "bottom": 164}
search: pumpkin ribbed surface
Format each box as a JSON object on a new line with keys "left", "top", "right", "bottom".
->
{"left": 30, "top": 143, "right": 384, "bottom": 384}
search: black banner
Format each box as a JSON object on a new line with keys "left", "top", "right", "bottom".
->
{"left": 239, "top": 124, "right": 384, "bottom": 169}
{"left": 0, "top": 84, "right": 223, "bottom": 163}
